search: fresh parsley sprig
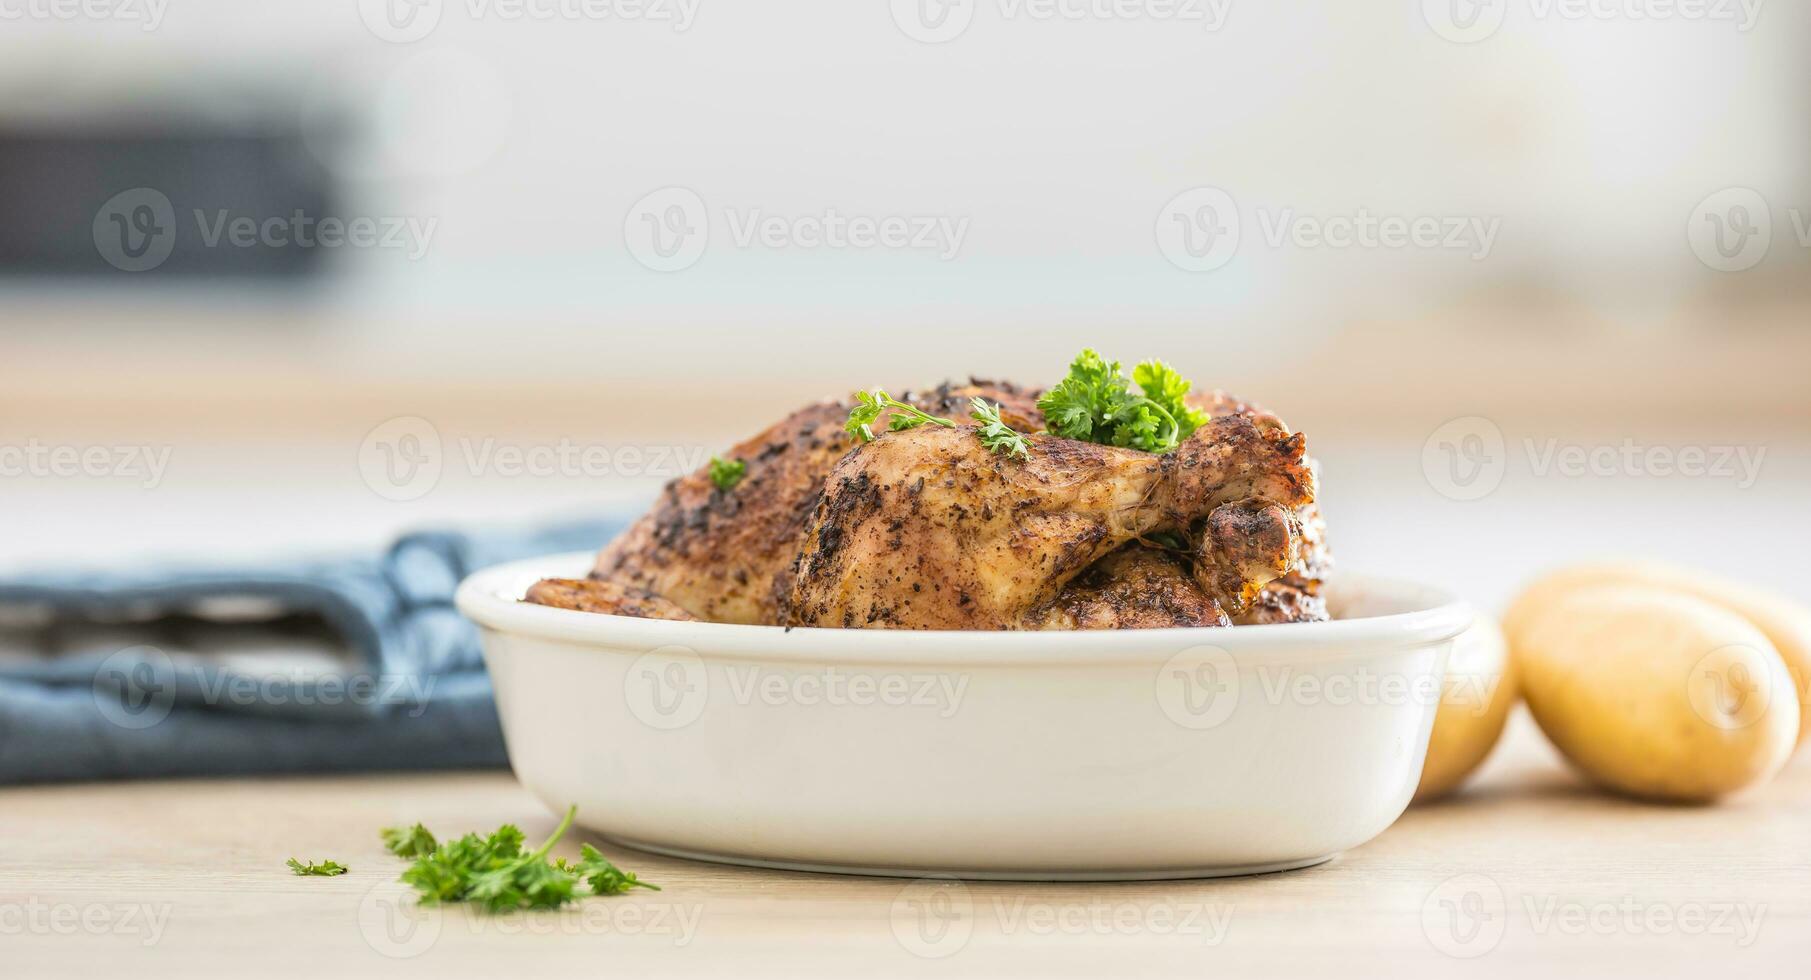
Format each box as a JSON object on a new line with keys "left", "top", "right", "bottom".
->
{"left": 557, "top": 844, "right": 662, "bottom": 896}
{"left": 381, "top": 823, "right": 439, "bottom": 859}
{"left": 844, "top": 389, "right": 958, "bottom": 443}
{"left": 969, "top": 398, "right": 1029, "bottom": 460}
{"left": 845, "top": 389, "right": 1032, "bottom": 461}
{"left": 1036, "top": 349, "right": 1210, "bottom": 454}
{"left": 708, "top": 455, "right": 746, "bottom": 491}
{"left": 287, "top": 858, "right": 348, "bottom": 876}
{"left": 385, "top": 806, "right": 657, "bottom": 913}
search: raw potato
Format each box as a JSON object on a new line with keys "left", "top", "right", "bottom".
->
{"left": 1505, "top": 561, "right": 1811, "bottom": 748}
{"left": 1514, "top": 585, "right": 1799, "bottom": 802}
{"left": 1414, "top": 615, "right": 1517, "bottom": 801}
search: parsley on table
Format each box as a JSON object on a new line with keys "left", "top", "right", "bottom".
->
{"left": 389, "top": 806, "right": 657, "bottom": 913}
{"left": 381, "top": 823, "right": 439, "bottom": 859}
{"left": 557, "top": 844, "right": 662, "bottom": 896}
{"left": 708, "top": 455, "right": 746, "bottom": 491}
{"left": 1036, "top": 349, "right": 1210, "bottom": 454}
{"left": 287, "top": 858, "right": 349, "bottom": 876}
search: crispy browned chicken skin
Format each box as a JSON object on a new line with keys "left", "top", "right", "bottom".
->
{"left": 527, "top": 379, "right": 1331, "bottom": 629}
{"left": 524, "top": 579, "right": 698, "bottom": 621}
{"left": 584, "top": 381, "right": 1042, "bottom": 625}
{"left": 1029, "top": 543, "right": 1230, "bottom": 629}
{"left": 785, "top": 415, "right": 1313, "bottom": 629}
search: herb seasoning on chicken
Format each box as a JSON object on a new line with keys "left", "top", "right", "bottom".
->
{"left": 527, "top": 355, "right": 1330, "bottom": 630}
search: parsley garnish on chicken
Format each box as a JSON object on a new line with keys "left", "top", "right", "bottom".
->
{"left": 708, "top": 455, "right": 746, "bottom": 491}
{"left": 1037, "top": 349, "right": 1210, "bottom": 454}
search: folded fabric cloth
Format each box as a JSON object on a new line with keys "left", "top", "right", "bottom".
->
{"left": 0, "top": 518, "right": 621, "bottom": 784}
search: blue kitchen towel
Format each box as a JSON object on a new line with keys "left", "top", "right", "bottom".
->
{"left": 0, "top": 517, "right": 622, "bottom": 784}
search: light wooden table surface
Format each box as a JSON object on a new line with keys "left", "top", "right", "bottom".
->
{"left": 3, "top": 713, "right": 1806, "bottom": 979}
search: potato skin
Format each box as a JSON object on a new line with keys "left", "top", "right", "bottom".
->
{"left": 1414, "top": 615, "right": 1517, "bottom": 801}
{"left": 1505, "top": 561, "right": 1811, "bottom": 748}
{"left": 1513, "top": 585, "right": 1799, "bottom": 803}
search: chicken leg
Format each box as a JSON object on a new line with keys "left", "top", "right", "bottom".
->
{"left": 784, "top": 414, "right": 1314, "bottom": 629}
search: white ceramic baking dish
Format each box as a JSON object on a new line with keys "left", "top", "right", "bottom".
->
{"left": 457, "top": 552, "right": 1470, "bottom": 880}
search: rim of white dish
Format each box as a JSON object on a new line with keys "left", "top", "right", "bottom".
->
{"left": 456, "top": 552, "right": 1475, "bottom": 666}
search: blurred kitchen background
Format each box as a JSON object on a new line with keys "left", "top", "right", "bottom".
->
{"left": 2, "top": 1, "right": 1807, "bottom": 608}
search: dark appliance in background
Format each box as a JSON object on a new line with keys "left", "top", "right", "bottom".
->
{"left": 0, "top": 120, "right": 338, "bottom": 278}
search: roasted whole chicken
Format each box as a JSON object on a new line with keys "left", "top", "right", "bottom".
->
{"left": 530, "top": 374, "right": 1330, "bottom": 630}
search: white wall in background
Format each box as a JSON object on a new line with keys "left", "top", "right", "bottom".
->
{"left": 2, "top": 1, "right": 1803, "bottom": 382}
